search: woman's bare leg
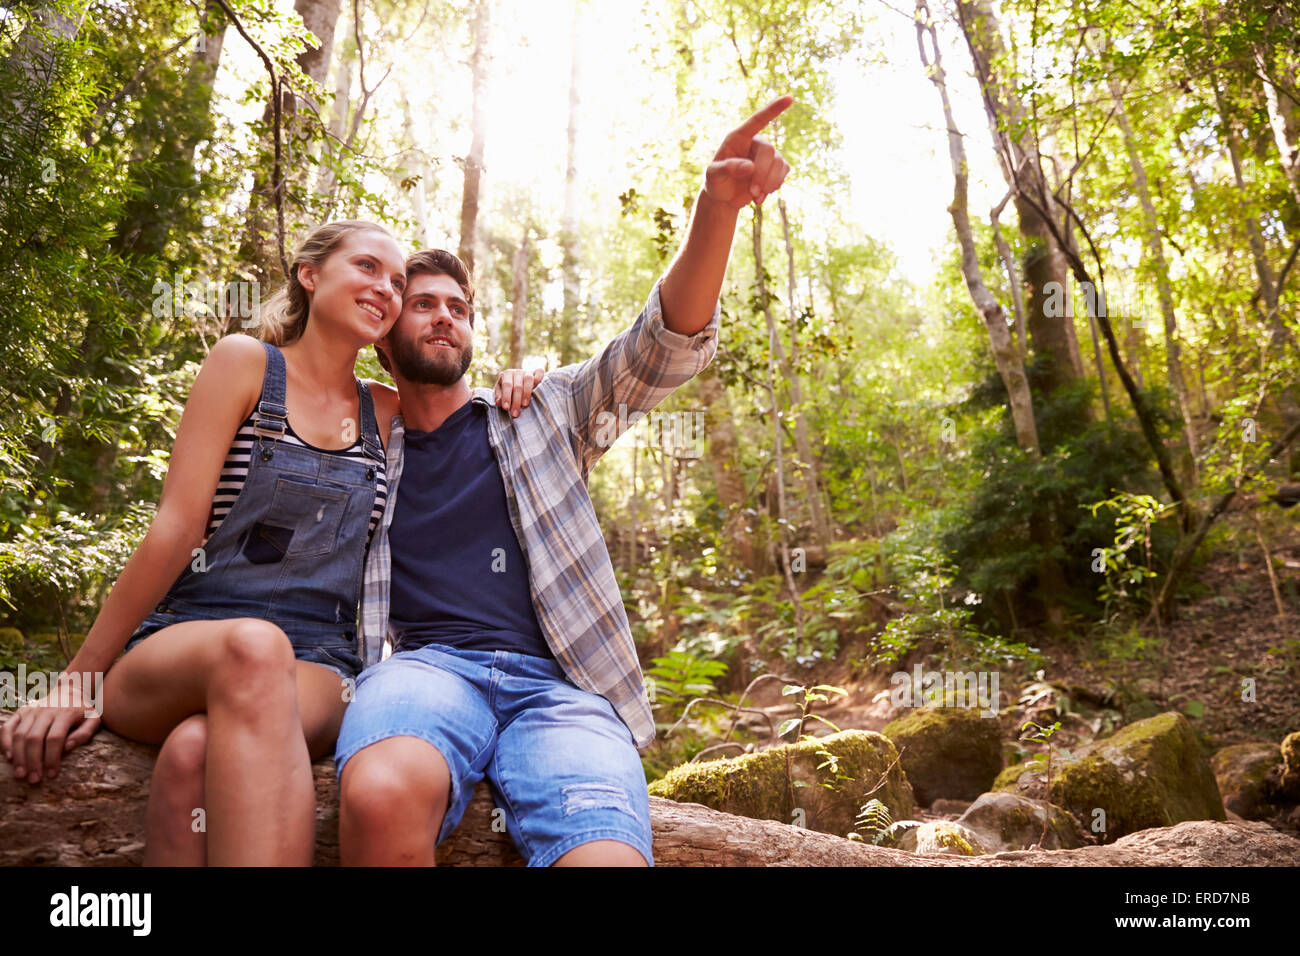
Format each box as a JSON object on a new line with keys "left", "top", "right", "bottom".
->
{"left": 103, "top": 618, "right": 314, "bottom": 866}
{"left": 138, "top": 658, "right": 350, "bottom": 866}
{"left": 145, "top": 714, "right": 209, "bottom": 866}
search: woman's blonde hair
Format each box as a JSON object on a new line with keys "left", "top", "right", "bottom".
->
{"left": 253, "top": 220, "right": 395, "bottom": 346}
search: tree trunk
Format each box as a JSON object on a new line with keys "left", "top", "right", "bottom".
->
{"left": 776, "top": 200, "right": 832, "bottom": 552}
{"left": 955, "top": 0, "right": 1189, "bottom": 529}
{"left": 241, "top": 0, "right": 344, "bottom": 286}
{"left": 558, "top": 0, "right": 582, "bottom": 366}
{"left": 916, "top": 3, "right": 1040, "bottom": 461}
{"left": 1256, "top": 43, "right": 1300, "bottom": 211}
{"left": 393, "top": 81, "right": 434, "bottom": 247}
{"left": 917, "top": 0, "right": 1065, "bottom": 632}
{"left": 458, "top": 0, "right": 491, "bottom": 274}
{"left": 754, "top": 206, "right": 804, "bottom": 644}
{"left": 315, "top": 31, "right": 354, "bottom": 203}
{"left": 509, "top": 231, "right": 529, "bottom": 368}
{"left": 990, "top": 193, "right": 1028, "bottom": 364}
{"left": 5, "top": 719, "right": 1298, "bottom": 866}
{"left": 956, "top": 0, "right": 1088, "bottom": 420}
{"left": 5, "top": 1, "right": 90, "bottom": 125}
{"left": 698, "top": 367, "right": 758, "bottom": 573}
{"left": 1109, "top": 80, "right": 1199, "bottom": 481}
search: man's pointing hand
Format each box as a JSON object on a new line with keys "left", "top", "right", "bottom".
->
{"left": 703, "top": 95, "right": 794, "bottom": 210}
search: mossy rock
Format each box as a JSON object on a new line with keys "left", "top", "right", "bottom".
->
{"left": 993, "top": 763, "right": 1031, "bottom": 792}
{"left": 0, "top": 628, "right": 23, "bottom": 652}
{"left": 647, "top": 730, "right": 914, "bottom": 837}
{"left": 882, "top": 707, "right": 1002, "bottom": 805}
{"left": 1211, "top": 743, "right": 1280, "bottom": 819}
{"left": 956, "top": 791, "right": 1085, "bottom": 851}
{"left": 1279, "top": 732, "right": 1300, "bottom": 801}
{"left": 897, "top": 821, "right": 988, "bottom": 856}
{"left": 1048, "top": 711, "right": 1224, "bottom": 842}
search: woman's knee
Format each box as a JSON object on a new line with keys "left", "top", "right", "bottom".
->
{"left": 152, "top": 715, "right": 208, "bottom": 807}
{"left": 207, "top": 619, "right": 297, "bottom": 705}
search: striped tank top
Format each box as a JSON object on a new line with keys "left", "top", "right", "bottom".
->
{"left": 207, "top": 414, "right": 388, "bottom": 545}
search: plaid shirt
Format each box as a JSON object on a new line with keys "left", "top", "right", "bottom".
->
{"left": 360, "top": 279, "right": 720, "bottom": 749}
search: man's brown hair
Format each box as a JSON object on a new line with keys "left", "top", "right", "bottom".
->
{"left": 375, "top": 248, "right": 475, "bottom": 374}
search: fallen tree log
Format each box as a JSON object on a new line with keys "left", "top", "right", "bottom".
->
{"left": 3, "top": 718, "right": 1299, "bottom": 866}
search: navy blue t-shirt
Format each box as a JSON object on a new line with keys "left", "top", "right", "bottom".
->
{"left": 388, "top": 399, "right": 553, "bottom": 659}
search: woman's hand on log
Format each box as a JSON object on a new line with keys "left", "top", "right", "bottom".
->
{"left": 1, "top": 679, "right": 101, "bottom": 784}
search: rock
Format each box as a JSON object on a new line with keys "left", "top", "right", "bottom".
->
{"left": 897, "top": 821, "right": 988, "bottom": 856}
{"left": 993, "top": 763, "right": 1036, "bottom": 793}
{"left": 882, "top": 707, "right": 1001, "bottom": 805}
{"left": 1211, "top": 743, "right": 1281, "bottom": 819}
{"left": 956, "top": 791, "right": 1086, "bottom": 851}
{"left": 649, "top": 730, "right": 914, "bottom": 836}
{"left": 0, "top": 628, "right": 23, "bottom": 652}
{"left": 1048, "top": 711, "right": 1225, "bottom": 842}
{"left": 1279, "top": 732, "right": 1300, "bottom": 801}
{"left": 928, "top": 798, "right": 972, "bottom": 815}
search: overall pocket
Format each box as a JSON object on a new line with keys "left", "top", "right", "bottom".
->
{"left": 242, "top": 477, "right": 350, "bottom": 564}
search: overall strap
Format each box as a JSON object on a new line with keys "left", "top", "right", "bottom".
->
{"left": 355, "top": 379, "right": 384, "bottom": 465}
{"left": 252, "top": 341, "right": 289, "bottom": 455}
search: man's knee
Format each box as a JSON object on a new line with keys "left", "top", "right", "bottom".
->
{"left": 339, "top": 736, "right": 451, "bottom": 832}
{"left": 552, "top": 840, "right": 649, "bottom": 867}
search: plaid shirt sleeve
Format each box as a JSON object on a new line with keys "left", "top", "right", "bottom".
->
{"left": 359, "top": 414, "right": 405, "bottom": 669}
{"left": 563, "top": 278, "right": 719, "bottom": 472}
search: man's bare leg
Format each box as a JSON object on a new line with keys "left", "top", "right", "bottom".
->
{"left": 552, "top": 840, "right": 648, "bottom": 867}
{"left": 339, "top": 735, "right": 451, "bottom": 866}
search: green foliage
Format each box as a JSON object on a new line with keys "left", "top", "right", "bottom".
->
{"left": 645, "top": 648, "right": 729, "bottom": 718}
{"left": 1085, "top": 492, "right": 1178, "bottom": 621}
{"left": 0, "top": 503, "right": 153, "bottom": 635}
{"left": 939, "top": 379, "right": 1171, "bottom": 631}
{"left": 776, "top": 681, "right": 846, "bottom": 741}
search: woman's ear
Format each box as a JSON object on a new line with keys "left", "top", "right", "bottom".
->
{"left": 297, "top": 261, "right": 317, "bottom": 294}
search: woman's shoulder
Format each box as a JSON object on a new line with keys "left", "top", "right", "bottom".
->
{"left": 202, "top": 335, "right": 267, "bottom": 420}
{"left": 208, "top": 332, "right": 269, "bottom": 363}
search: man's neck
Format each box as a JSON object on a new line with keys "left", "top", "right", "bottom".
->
{"left": 394, "top": 378, "right": 474, "bottom": 433}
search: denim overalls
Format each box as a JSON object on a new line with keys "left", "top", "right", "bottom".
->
{"left": 122, "top": 341, "right": 382, "bottom": 680}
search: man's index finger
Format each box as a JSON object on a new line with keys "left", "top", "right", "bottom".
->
{"left": 734, "top": 95, "right": 794, "bottom": 139}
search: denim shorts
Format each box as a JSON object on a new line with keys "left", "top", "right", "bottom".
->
{"left": 334, "top": 643, "right": 653, "bottom": 867}
{"left": 121, "top": 599, "right": 364, "bottom": 682}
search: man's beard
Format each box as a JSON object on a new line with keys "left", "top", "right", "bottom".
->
{"left": 389, "top": 331, "right": 472, "bottom": 386}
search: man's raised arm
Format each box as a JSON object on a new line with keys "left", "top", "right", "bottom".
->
{"left": 562, "top": 96, "right": 794, "bottom": 463}
{"left": 660, "top": 95, "right": 793, "bottom": 335}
